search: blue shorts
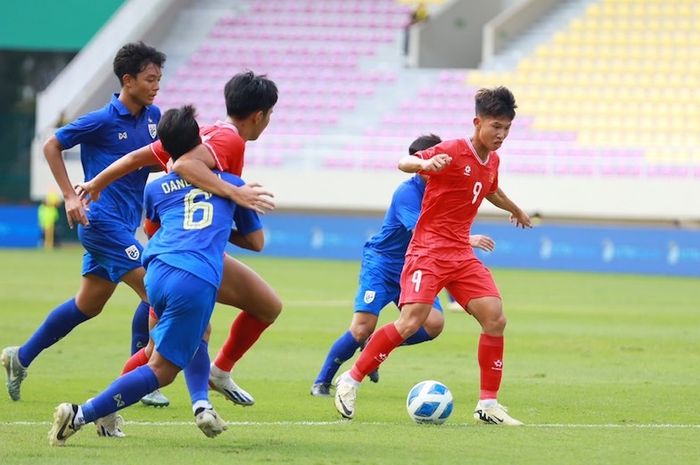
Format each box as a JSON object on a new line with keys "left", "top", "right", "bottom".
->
{"left": 145, "top": 259, "right": 217, "bottom": 369}
{"left": 353, "top": 250, "right": 442, "bottom": 315}
{"left": 78, "top": 221, "right": 143, "bottom": 283}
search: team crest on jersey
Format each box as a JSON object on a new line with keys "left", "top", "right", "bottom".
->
{"left": 464, "top": 165, "right": 472, "bottom": 176}
{"left": 125, "top": 245, "right": 140, "bottom": 261}
{"left": 363, "top": 290, "right": 376, "bottom": 304}
{"left": 148, "top": 123, "right": 157, "bottom": 139}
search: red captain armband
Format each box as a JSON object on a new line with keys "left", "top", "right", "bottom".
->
{"left": 143, "top": 218, "right": 161, "bottom": 238}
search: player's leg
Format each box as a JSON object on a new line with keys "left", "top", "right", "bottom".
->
{"left": 402, "top": 297, "right": 445, "bottom": 345}
{"left": 2, "top": 270, "right": 116, "bottom": 401}
{"left": 312, "top": 260, "right": 391, "bottom": 395}
{"left": 334, "top": 255, "right": 443, "bottom": 419}
{"left": 209, "top": 256, "right": 282, "bottom": 406}
{"left": 449, "top": 259, "right": 522, "bottom": 426}
{"left": 311, "top": 312, "right": 379, "bottom": 396}
{"left": 121, "top": 266, "right": 170, "bottom": 407}
{"left": 48, "top": 348, "right": 175, "bottom": 446}
{"left": 141, "top": 262, "right": 225, "bottom": 437}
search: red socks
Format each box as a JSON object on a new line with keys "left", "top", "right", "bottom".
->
{"left": 350, "top": 323, "right": 404, "bottom": 382}
{"left": 478, "top": 333, "right": 504, "bottom": 399}
{"left": 121, "top": 347, "right": 149, "bottom": 375}
{"left": 214, "top": 312, "right": 271, "bottom": 372}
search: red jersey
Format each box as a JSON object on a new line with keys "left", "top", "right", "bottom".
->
{"left": 407, "top": 138, "right": 499, "bottom": 261}
{"left": 149, "top": 120, "right": 245, "bottom": 175}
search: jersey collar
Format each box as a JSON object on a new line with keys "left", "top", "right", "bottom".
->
{"left": 465, "top": 137, "right": 490, "bottom": 165}
{"left": 111, "top": 93, "right": 149, "bottom": 118}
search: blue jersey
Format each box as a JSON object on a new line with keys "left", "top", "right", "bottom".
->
{"left": 55, "top": 94, "right": 160, "bottom": 231}
{"left": 142, "top": 171, "right": 262, "bottom": 288}
{"left": 364, "top": 175, "right": 425, "bottom": 268}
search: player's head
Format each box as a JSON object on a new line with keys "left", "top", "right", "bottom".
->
{"left": 113, "top": 42, "right": 166, "bottom": 107}
{"left": 224, "top": 71, "right": 278, "bottom": 140}
{"left": 473, "top": 86, "right": 516, "bottom": 151}
{"left": 157, "top": 105, "right": 201, "bottom": 160}
{"left": 408, "top": 134, "right": 442, "bottom": 155}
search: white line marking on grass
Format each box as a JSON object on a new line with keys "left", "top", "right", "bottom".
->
{"left": 284, "top": 300, "right": 351, "bottom": 307}
{"left": 3, "top": 421, "right": 700, "bottom": 428}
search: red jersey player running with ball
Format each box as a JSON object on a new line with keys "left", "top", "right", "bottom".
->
{"left": 334, "top": 86, "right": 531, "bottom": 425}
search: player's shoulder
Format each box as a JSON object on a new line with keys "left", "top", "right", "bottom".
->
{"left": 218, "top": 171, "right": 244, "bottom": 187}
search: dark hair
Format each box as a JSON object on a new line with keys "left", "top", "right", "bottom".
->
{"left": 113, "top": 42, "right": 166, "bottom": 85}
{"left": 474, "top": 86, "right": 517, "bottom": 120}
{"left": 408, "top": 134, "right": 442, "bottom": 155}
{"left": 157, "top": 105, "right": 201, "bottom": 160}
{"left": 224, "top": 71, "right": 278, "bottom": 119}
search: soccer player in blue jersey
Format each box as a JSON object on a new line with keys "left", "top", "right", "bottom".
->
{"left": 310, "top": 135, "right": 495, "bottom": 396}
{"left": 48, "top": 104, "right": 262, "bottom": 445}
{"left": 1, "top": 42, "right": 171, "bottom": 405}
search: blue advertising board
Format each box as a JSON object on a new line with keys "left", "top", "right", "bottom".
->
{"left": 229, "top": 212, "right": 700, "bottom": 277}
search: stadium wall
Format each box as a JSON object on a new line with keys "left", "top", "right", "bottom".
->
{"left": 4, "top": 209, "right": 698, "bottom": 278}
{"left": 227, "top": 212, "right": 700, "bottom": 277}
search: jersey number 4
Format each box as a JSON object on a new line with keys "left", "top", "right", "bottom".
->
{"left": 183, "top": 188, "right": 214, "bottom": 230}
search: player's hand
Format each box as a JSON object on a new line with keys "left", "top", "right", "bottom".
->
{"left": 423, "top": 154, "right": 451, "bottom": 172}
{"left": 75, "top": 181, "right": 101, "bottom": 204}
{"left": 469, "top": 234, "right": 495, "bottom": 252}
{"left": 64, "top": 194, "right": 89, "bottom": 229}
{"left": 231, "top": 182, "right": 275, "bottom": 214}
{"left": 510, "top": 210, "right": 532, "bottom": 229}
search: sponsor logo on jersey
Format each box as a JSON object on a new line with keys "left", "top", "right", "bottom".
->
{"left": 118, "top": 131, "right": 128, "bottom": 140}
{"left": 125, "top": 245, "right": 140, "bottom": 260}
{"left": 464, "top": 165, "right": 472, "bottom": 176}
{"left": 113, "top": 394, "right": 125, "bottom": 407}
{"left": 363, "top": 290, "right": 376, "bottom": 304}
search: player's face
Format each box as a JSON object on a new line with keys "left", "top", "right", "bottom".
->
{"left": 474, "top": 115, "right": 512, "bottom": 151}
{"left": 250, "top": 108, "right": 273, "bottom": 140}
{"left": 124, "top": 63, "right": 162, "bottom": 107}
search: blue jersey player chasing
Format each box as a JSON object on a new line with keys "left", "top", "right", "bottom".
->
{"left": 48, "top": 104, "right": 261, "bottom": 445}
{"left": 311, "top": 135, "right": 495, "bottom": 396}
{"left": 2, "top": 42, "right": 170, "bottom": 405}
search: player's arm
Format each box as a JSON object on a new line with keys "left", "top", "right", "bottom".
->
{"left": 485, "top": 188, "right": 532, "bottom": 229}
{"left": 398, "top": 153, "right": 451, "bottom": 173}
{"left": 172, "top": 146, "right": 275, "bottom": 214}
{"left": 469, "top": 234, "right": 495, "bottom": 252}
{"left": 43, "top": 135, "right": 87, "bottom": 229}
{"left": 76, "top": 145, "right": 159, "bottom": 203}
{"left": 229, "top": 228, "right": 264, "bottom": 252}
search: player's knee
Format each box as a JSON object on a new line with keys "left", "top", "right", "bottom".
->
{"left": 74, "top": 300, "right": 104, "bottom": 318}
{"left": 424, "top": 316, "right": 444, "bottom": 338}
{"left": 482, "top": 312, "right": 507, "bottom": 334}
{"left": 349, "top": 324, "right": 373, "bottom": 343}
{"left": 147, "top": 361, "right": 178, "bottom": 386}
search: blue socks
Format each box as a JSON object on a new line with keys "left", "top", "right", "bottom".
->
{"left": 315, "top": 330, "right": 360, "bottom": 384}
{"left": 402, "top": 327, "right": 433, "bottom": 346}
{"left": 131, "top": 301, "right": 150, "bottom": 355}
{"left": 82, "top": 365, "right": 159, "bottom": 424}
{"left": 184, "top": 340, "right": 210, "bottom": 404}
{"left": 17, "top": 298, "right": 90, "bottom": 367}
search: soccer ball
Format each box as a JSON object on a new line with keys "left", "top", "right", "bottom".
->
{"left": 406, "top": 380, "right": 453, "bottom": 424}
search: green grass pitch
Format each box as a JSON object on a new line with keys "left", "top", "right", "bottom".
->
{"left": 0, "top": 248, "right": 698, "bottom": 464}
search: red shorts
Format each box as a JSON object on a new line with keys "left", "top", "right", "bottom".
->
{"left": 399, "top": 254, "right": 500, "bottom": 309}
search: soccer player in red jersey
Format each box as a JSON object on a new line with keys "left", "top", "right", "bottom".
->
{"left": 334, "top": 86, "right": 531, "bottom": 425}
{"left": 79, "top": 71, "right": 281, "bottom": 407}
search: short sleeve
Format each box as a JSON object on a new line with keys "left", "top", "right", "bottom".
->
{"left": 206, "top": 129, "right": 245, "bottom": 175}
{"left": 149, "top": 140, "right": 170, "bottom": 170}
{"left": 393, "top": 183, "right": 422, "bottom": 231}
{"left": 54, "top": 111, "right": 106, "bottom": 149}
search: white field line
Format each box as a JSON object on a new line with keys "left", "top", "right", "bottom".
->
{"left": 2, "top": 420, "right": 699, "bottom": 429}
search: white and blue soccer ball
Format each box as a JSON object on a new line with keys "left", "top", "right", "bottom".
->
{"left": 406, "top": 380, "right": 453, "bottom": 424}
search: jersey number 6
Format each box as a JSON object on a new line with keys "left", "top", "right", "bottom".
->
{"left": 183, "top": 188, "right": 214, "bottom": 230}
